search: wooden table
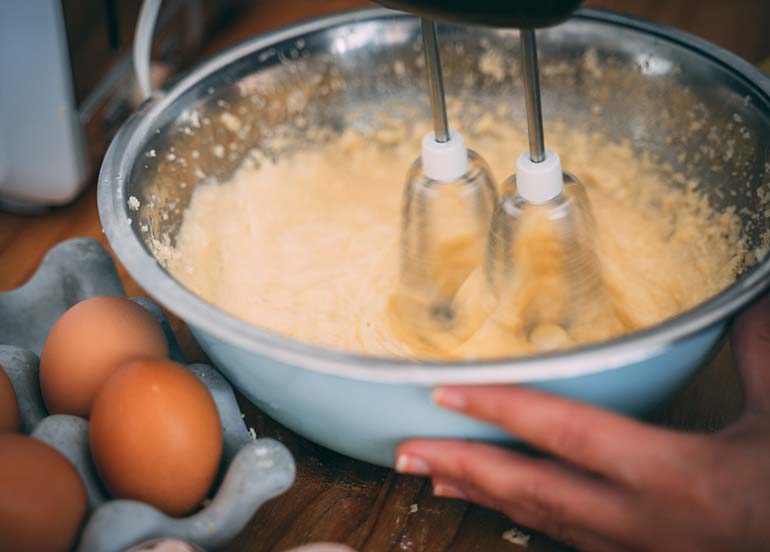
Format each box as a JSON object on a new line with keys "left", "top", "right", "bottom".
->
{"left": 2, "top": 1, "right": 769, "bottom": 550}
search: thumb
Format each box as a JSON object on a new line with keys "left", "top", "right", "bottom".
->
{"left": 731, "top": 292, "right": 770, "bottom": 413}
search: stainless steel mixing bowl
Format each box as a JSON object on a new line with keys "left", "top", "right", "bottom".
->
{"left": 99, "top": 8, "right": 770, "bottom": 466}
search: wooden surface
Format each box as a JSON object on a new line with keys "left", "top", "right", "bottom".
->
{"left": 2, "top": 1, "right": 769, "bottom": 551}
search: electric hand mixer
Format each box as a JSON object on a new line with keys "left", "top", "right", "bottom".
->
{"left": 382, "top": 0, "right": 604, "bottom": 352}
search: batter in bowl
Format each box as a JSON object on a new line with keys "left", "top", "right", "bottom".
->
{"left": 165, "top": 121, "right": 746, "bottom": 360}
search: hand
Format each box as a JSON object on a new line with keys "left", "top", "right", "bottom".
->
{"left": 396, "top": 294, "right": 770, "bottom": 551}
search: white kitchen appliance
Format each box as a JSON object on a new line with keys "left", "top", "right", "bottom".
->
{"left": 0, "top": 0, "right": 244, "bottom": 211}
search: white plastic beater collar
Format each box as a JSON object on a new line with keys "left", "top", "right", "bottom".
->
{"left": 516, "top": 148, "right": 564, "bottom": 204}
{"left": 421, "top": 130, "right": 469, "bottom": 182}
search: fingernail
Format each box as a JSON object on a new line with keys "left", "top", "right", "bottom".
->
{"left": 433, "top": 387, "right": 468, "bottom": 411}
{"left": 433, "top": 481, "right": 466, "bottom": 499}
{"left": 395, "top": 454, "right": 431, "bottom": 475}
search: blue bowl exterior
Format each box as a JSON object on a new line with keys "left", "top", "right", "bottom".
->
{"left": 191, "top": 322, "right": 726, "bottom": 467}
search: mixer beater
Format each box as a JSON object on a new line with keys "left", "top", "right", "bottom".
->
{"left": 393, "top": 18, "right": 497, "bottom": 342}
{"left": 486, "top": 29, "right": 602, "bottom": 349}
{"left": 384, "top": 0, "right": 604, "bottom": 351}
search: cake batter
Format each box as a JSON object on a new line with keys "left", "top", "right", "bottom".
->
{"left": 165, "top": 122, "right": 746, "bottom": 360}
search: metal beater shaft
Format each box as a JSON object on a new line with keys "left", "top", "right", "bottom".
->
{"left": 421, "top": 18, "right": 450, "bottom": 143}
{"left": 520, "top": 29, "right": 546, "bottom": 163}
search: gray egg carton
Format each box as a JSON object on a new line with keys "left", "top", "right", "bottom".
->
{"left": 0, "top": 238, "right": 296, "bottom": 552}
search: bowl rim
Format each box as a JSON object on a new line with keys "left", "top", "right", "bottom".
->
{"left": 99, "top": 6, "right": 770, "bottom": 385}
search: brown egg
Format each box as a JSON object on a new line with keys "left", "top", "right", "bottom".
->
{"left": 0, "top": 434, "right": 88, "bottom": 552}
{"left": 0, "top": 363, "right": 20, "bottom": 432}
{"left": 40, "top": 296, "right": 169, "bottom": 417}
{"left": 89, "top": 359, "right": 222, "bottom": 516}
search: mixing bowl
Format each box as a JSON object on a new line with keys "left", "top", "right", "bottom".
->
{"left": 99, "top": 7, "right": 770, "bottom": 466}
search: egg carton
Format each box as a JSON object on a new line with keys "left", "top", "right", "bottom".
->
{"left": 0, "top": 238, "right": 296, "bottom": 552}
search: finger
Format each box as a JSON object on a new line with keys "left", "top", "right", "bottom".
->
{"left": 431, "top": 384, "right": 699, "bottom": 487}
{"left": 732, "top": 293, "right": 770, "bottom": 413}
{"left": 397, "top": 439, "right": 641, "bottom": 546}
{"left": 431, "top": 477, "right": 628, "bottom": 552}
